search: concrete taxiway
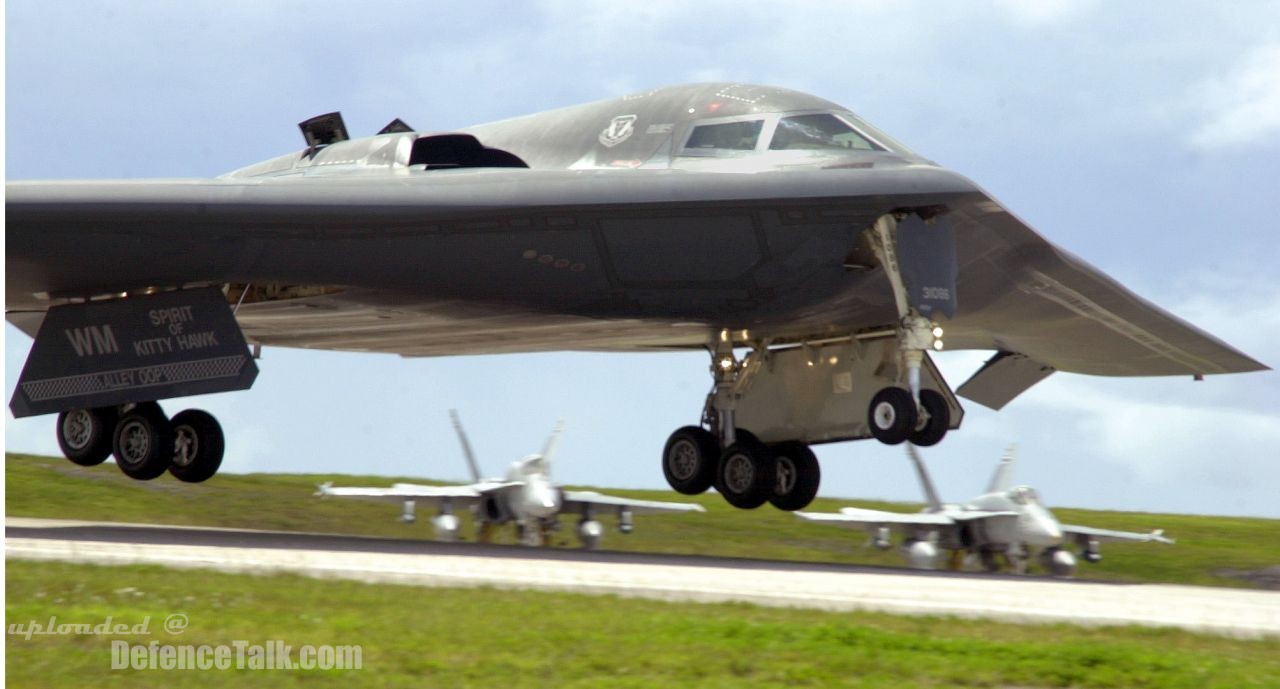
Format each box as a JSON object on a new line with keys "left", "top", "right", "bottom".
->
{"left": 7, "top": 518, "right": 1278, "bottom": 639}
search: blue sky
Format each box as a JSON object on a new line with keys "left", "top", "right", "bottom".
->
{"left": 6, "top": 1, "right": 1280, "bottom": 517}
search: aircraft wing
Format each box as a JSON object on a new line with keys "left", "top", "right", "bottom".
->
{"left": 1060, "top": 524, "right": 1175, "bottom": 545}
{"left": 796, "top": 507, "right": 957, "bottom": 529}
{"left": 560, "top": 490, "right": 706, "bottom": 515}
{"left": 796, "top": 506, "right": 1020, "bottom": 532}
{"left": 315, "top": 481, "right": 487, "bottom": 506}
{"left": 6, "top": 168, "right": 1264, "bottom": 385}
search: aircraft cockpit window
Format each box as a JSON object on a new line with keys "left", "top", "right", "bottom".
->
{"left": 1010, "top": 486, "right": 1038, "bottom": 505}
{"left": 683, "top": 120, "right": 765, "bottom": 151}
{"left": 770, "top": 114, "right": 884, "bottom": 152}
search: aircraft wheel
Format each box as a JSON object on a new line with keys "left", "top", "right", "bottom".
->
{"left": 112, "top": 402, "right": 175, "bottom": 481}
{"left": 662, "top": 426, "right": 719, "bottom": 495}
{"left": 168, "top": 409, "right": 225, "bottom": 483}
{"left": 909, "top": 390, "right": 950, "bottom": 447}
{"left": 56, "top": 407, "right": 117, "bottom": 466}
{"left": 768, "top": 441, "right": 820, "bottom": 511}
{"left": 715, "top": 438, "right": 775, "bottom": 510}
{"left": 868, "top": 387, "right": 917, "bottom": 445}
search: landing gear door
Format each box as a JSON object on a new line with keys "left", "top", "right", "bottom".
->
{"left": 9, "top": 287, "right": 258, "bottom": 418}
{"left": 734, "top": 339, "right": 962, "bottom": 445}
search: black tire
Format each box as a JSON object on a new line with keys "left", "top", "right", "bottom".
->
{"left": 168, "top": 409, "right": 225, "bottom": 483}
{"left": 769, "top": 441, "right": 821, "bottom": 511}
{"left": 909, "top": 389, "right": 950, "bottom": 447}
{"left": 868, "top": 387, "right": 917, "bottom": 445}
{"left": 662, "top": 426, "right": 719, "bottom": 495}
{"left": 112, "top": 402, "right": 174, "bottom": 481}
{"left": 715, "top": 438, "right": 775, "bottom": 510}
{"left": 56, "top": 407, "right": 117, "bottom": 466}
{"left": 733, "top": 428, "right": 760, "bottom": 446}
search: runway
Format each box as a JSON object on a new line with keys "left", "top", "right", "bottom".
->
{"left": 7, "top": 517, "right": 1278, "bottom": 639}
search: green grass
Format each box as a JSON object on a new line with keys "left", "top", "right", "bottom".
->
{"left": 6, "top": 452, "right": 1278, "bottom": 588}
{"left": 6, "top": 560, "right": 1279, "bottom": 688}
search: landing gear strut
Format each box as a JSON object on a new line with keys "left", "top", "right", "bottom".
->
{"left": 54, "top": 402, "right": 226, "bottom": 483}
{"left": 866, "top": 214, "right": 952, "bottom": 448}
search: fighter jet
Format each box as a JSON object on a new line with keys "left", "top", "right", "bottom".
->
{"left": 7, "top": 84, "right": 1266, "bottom": 513}
{"left": 796, "top": 445, "right": 1174, "bottom": 576}
{"left": 315, "top": 411, "right": 704, "bottom": 548}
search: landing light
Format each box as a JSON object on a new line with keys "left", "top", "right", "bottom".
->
{"left": 931, "top": 326, "right": 944, "bottom": 338}
{"left": 932, "top": 340, "right": 945, "bottom": 351}
{"left": 718, "top": 356, "right": 735, "bottom": 371}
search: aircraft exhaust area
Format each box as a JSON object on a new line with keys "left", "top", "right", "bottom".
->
{"left": 7, "top": 518, "right": 1278, "bottom": 640}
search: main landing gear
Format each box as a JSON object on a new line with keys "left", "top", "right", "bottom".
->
{"left": 661, "top": 343, "right": 822, "bottom": 512}
{"left": 54, "top": 402, "right": 225, "bottom": 482}
{"left": 660, "top": 212, "right": 960, "bottom": 510}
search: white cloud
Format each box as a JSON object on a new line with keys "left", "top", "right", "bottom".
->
{"left": 1191, "top": 42, "right": 1280, "bottom": 148}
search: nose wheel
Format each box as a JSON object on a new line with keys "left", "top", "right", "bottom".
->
{"left": 868, "top": 387, "right": 917, "bottom": 445}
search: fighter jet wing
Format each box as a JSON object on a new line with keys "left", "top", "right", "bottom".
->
{"left": 1060, "top": 524, "right": 1175, "bottom": 544}
{"left": 560, "top": 490, "right": 706, "bottom": 515}
{"left": 314, "top": 481, "right": 507, "bottom": 507}
{"left": 796, "top": 507, "right": 957, "bottom": 529}
{"left": 796, "top": 506, "right": 1018, "bottom": 531}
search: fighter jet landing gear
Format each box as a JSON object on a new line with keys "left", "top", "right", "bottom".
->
{"left": 54, "top": 402, "right": 226, "bottom": 483}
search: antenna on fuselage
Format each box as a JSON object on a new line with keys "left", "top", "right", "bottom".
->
{"left": 905, "top": 444, "right": 944, "bottom": 512}
{"left": 449, "top": 409, "right": 483, "bottom": 482}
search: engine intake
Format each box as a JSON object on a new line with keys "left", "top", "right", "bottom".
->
{"left": 409, "top": 134, "right": 528, "bottom": 170}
